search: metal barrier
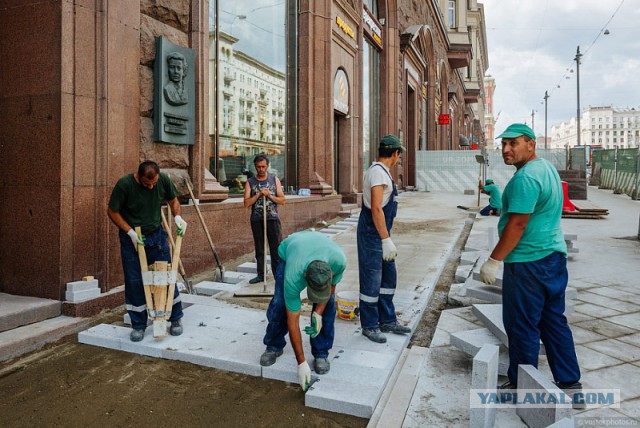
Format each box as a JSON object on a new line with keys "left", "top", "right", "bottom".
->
{"left": 591, "top": 148, "right": 640, "bottom": 199}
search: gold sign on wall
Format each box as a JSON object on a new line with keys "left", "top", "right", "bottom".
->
{"left": 336, "top": 16, "right": 355, "bottom": 39}
{"left": 333, "top": 69, "right": 349, "bottom": 115}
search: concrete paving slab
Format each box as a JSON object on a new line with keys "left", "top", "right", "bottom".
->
{"left": 450, "top": 328, "right": 509, "bottom": 376}
{"left": 327, "top": 225, "right": 350, "bottom": 230}
{"left": 320, "top": 228, "right": 341, "bottom": 235}
{"left": 516, "top": 365, "right": 573, "bottom": 428}
{"left": 0, "top": 293, "right": 62, "bottom": 333}
{"left": 0, "top": 315, "right": 88, "bottom": 361}
{"left": 448, "top": 283, "right": 488, "bottom": 307}
{"left": 575, "top": 292, "right": 640, "bottom": 313}
{"left": 569, "top": 325, "right": 608, "bottom": 345}
{"left": 617, "top": 333, "right": 640, "bottom": 348}
{"left": 573, "top": 319, "right": 638, "bottom": 339}
{"left": 581, "top": 363, "right": 640, "bottom": 400}
{"left": 574, "top": 344, "right": 625, "bottom": 370}
{"left": 583, "top": 338, "right": 640, "bottom": 363}
{"left": 219, "top": 271, "right": 253, "bottom": 284}
{"left": 574, "top": 303, "right": 625, "bottom": 318}
{"left": 547, "top": 417, "right": 575, "bottom": 427}
{"left": 375, "top": 346, "right": 428, "bottom": 428}
{"left": 460, "top": 251, "right": 482, "bottom": 266}
{"left": 66, "top": 279, "right": 99, "bottom": 292}
{"left": 605, "top": 313, "right": 640, "bottom": 331}
{"left": 65, "top": 288, "right": 101, "bottom": 302}
{"left": 455, "top": 264, "right": 474, "bottom": 283}
{"left": 470, "top": 344, "right": 499, "bottom": 428}
{"left": 236, "top": 262, "right": 259, "bottom": 273}
{"left": 466, "top": 284, "right": 502, "bottom": 303}
{"left": 193, "top": 280, "right": 241, "bottom": 295}
{"left": 472, "top": 304, "right": 508, "bottom": 346}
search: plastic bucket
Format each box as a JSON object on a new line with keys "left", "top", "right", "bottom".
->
{"left": 336, "top": 290, "right": 359, "bottom": 320}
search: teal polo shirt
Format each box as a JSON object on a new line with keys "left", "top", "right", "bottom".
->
{"left": 498, "top": 158, "right": 567, "bottom": 263}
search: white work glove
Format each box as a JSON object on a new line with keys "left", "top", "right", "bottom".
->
{"left": 480, "top": 257, "right": 501, "bottom": 285}
{"left": 127, "top": 229, "right": 144, "bottom": 250}
{"left": 304, "top": 311, "right": 323, "bottom": 339}
{"left": 298, "top": 361, "right": 312, "bottom": 392}
{"left": 174, "top": 215, "right": 187, "bottom": 237}
{"left": 381, "top": 237, "right": 397, "bottom": 261}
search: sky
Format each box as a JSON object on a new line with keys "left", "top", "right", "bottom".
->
{"left": 213, "top": 1, "right": 286, "bottom": 72}
{"left": 481, "top": 0, "right": 640, "bottom": 136}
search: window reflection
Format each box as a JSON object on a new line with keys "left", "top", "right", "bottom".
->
{"left": 210, "top": 0, "right": 288, "bottom": 194}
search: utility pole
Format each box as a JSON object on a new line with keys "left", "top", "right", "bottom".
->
{"left": 544, "top": 91, "right": 549, "bottom": 150}
{"left": 575, "top": 46, "right": 582, "bottom": 147}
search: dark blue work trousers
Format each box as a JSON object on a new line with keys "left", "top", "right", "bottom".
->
{"left": 119, "top": 227, "right": 183, "bottom": 331}
{"left": 263, "top": 261, "right": 336, "bottom": 359}
{"left": 502, "top": 251, "right": 580, "bottom": 384}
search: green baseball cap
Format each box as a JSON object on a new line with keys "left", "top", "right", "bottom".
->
{"left": 304, "top": 260, "right": 333, "bottom": 304}
{"left": 496, "top": 123, "right": 536, "bottom": 141}
{"left": 485, "top": 179, "right": 494, "bottom": 185}
{"left": 379, "top": 134, "right": 406, "bottom": 151}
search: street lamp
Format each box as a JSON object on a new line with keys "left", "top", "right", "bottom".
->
{"left": 230, "top": 14, "right": 247, "bottom": 36}
{"left": 544, "top": 91, "right": 549, "bottom": 150}
{"left": 575, "top": 46, "right": 582, "bottom": 147}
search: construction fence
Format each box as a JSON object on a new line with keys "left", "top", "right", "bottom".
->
{"left": 591, "top": 148, "right": 640, "bottom": 199}
{"left": 416, "top": 149, "right": 567, "bottom": 193}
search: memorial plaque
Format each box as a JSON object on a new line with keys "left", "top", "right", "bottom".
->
{"left": 154, "top": 37, "right": 195, "bottom": 145}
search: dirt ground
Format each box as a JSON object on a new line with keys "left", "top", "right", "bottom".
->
{"left": 0, "top": 214, "right": 470, "bottom": 427}
{"left": 0, "top": 310, "right": 367, "bottom": 428}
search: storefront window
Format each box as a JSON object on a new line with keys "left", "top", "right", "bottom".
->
{"left": 364, "top": 0, "right": 378, "bottom": 17}
{"left": 210, "top": 1, "right": 290, "bottom": 194}
{"left": 362, "top": 40, "right": 380, "bottom": 171}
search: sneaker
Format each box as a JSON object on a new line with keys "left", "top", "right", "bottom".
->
{"left": 249, "top": 276, "right": 264, "bottom": 284}
{"left": 362, "top": 327, "right": 387, "bottom": 343}
{"left": 169, "top": 320, "right": 183, "bottom": 336}
{"left": 314, "top": 357, "right": 330, "bottom": 375}
{"left": 555, "top": 381, "right": 585, "bottom": 409}
{"left": 380, "top": 321, "right": 412, "bottom": 335}
{"left": 130, "top": 329, "right": 145, "bottom": 342}
{"left": 498, "top": 380, "right": 516, "bottom": 390}
{"left": 259, "top": 349, "right": 283, "bottom": 367}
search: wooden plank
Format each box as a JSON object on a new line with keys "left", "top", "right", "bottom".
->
{"left": 572, "top": 200, "right": 608, "bottom": 212}
{"left": 135, "top": 227, "right": 154, "bottom": 323}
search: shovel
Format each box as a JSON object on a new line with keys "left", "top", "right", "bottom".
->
{"left": 185, "top": 180, "right": 225, "bottom": 282}
{"left": 235, "top": 194, "right": 274, "bottom": 298}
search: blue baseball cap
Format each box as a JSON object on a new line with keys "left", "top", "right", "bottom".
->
{"left": 497, "top": 123, "right": 536, "bottom": 141}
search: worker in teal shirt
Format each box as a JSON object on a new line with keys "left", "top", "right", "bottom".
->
{"left": 480, "top": 123, "right": 581, "bottom": 401}
{"left": 259, "top": 231, "right": 347, "bottom": 392}
{"left": 479, "top": 178, "right": 503, "bottom": 216}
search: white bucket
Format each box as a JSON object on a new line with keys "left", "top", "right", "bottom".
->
{"left": 336, "top": 290, "right": 359, "bottom": 320}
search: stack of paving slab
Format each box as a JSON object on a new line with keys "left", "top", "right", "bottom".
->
{"left": 318, "top": 216, "right": 359, "bottom": 237}
{"left": 65, "top": 278, "right": 101, "bottom": 302}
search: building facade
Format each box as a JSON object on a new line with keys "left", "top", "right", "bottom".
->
{"left": 551, "top": 106, "right": 640, "bottom": 149}
{"left": 483, "top": 75, "right": 496, "bottom": 147}
{"left": 0, "top": 0, "right": 487, "bottom": 309}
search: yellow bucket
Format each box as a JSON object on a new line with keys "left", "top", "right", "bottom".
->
{"left": 336, "top": 290, "right": 359, "bottom": 320}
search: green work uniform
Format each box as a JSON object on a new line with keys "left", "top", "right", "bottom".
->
{"left": 498, "top": 158, "right": 567, "bottom": 263}
{"left": 108, "top": 173, "right": 178, "bottom": 234}
{"left": 484, "top": 183, "right": 503, "bottom": 209}
{"left": 280, "top": 231, "right": 347, "bottom": 312}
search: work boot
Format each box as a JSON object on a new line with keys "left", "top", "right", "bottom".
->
{"left": 314, "top": 358, "right": 330, "bottom": 375}
{"left": 497, "top": 380, "right": 517, "bottom": 403}
{"left": 362, "top": 327, "right": 387, "bottom": 343}
{"left": 249, "top": 276, "right": 264, "bottom": 284}
{"left": 380, "top": 321, "right": 412, "bottom": 335}
{"left": 555, "top": 381, "right": 585, "bottom": 409}
{"left": 169, "top": 320, "right": 183, "bottom": 336}
{"left": 260, "top": 349, "right": 283, "bottom": 367}
{"left": 130, "top": 328, "right": 145, "bottom": 342}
